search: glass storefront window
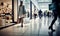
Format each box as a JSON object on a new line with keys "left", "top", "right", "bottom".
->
{"left": 0, "top": 0, "right": 12, "bottom": 27}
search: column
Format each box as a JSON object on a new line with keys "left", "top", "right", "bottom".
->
{"left": 30, "top": 1, "right": 32, "bottom": 19}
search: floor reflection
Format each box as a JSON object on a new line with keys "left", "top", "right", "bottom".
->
{"left": 48, "top": 31, "right": 56, "bottom": 36}
{"left": 0, "top": 16, "right": 60, "bottom": 36}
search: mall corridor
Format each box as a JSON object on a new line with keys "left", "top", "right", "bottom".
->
{"left": 0, "top": 0, "right": 60, "bottom": 36}
{"left": 0, "top": 16, "right": 60, "bottom": 36}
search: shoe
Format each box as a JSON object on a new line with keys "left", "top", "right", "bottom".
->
{"left": 51, "top": 29, "right": 55, "bottom": 32}
{"left": 49, "top": 26, "right": 55, "bottom": 32}
{"left": 49, "top": 26, "right": 52, "bottom": 30}
{"left": 21, "top": 24, "right": 23, "bottom": 27}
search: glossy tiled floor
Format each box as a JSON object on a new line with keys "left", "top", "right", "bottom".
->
{"left": 0, "top": 16, "right": 60, "bottom": 36}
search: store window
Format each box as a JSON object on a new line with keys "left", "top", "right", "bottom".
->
{"left": 0, "top": 0, "right": 12, "bottom": 27}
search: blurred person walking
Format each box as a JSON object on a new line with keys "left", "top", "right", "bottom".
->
{"left": 17, "top": 1, "right": 26, "bottom": 27}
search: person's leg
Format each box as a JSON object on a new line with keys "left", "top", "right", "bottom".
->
{"left": 58, "top": 15, "right": 60, "bottom": 24}
{"left": 17, "top": 18, "right": 20, "bottom": 24}
{"left": 50, "top": 16, "right": 57, "bottom": 27}
{"left": 39, "top": 14, "right": 40, "bottom": 18}
{"left": 49, "top": 13, "right": 57, "bottom": 31}
{"left": 21, "top": 18, "right": 23, "bottom": 27}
